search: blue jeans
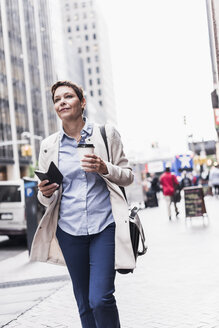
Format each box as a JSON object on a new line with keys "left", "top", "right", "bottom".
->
{"left": 56, "top": 222, "right": 120, "bottom": 328}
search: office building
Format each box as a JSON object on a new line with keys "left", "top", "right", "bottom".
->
{"left": 59, "top": 0, "right": 117, "bottom": 124}
{"left": 49, "top": 0, "right": 85, "bottom": 87}
{"left": 0, "top": 0, "right": 57, "bottom": 180}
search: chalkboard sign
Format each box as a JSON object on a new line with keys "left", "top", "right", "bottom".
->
{"left": 184, "top": 186, "right": 207, "bottom": 218}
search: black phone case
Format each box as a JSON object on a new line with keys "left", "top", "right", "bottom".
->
{"left": 34, "top": 161, "right": 63, "bottom": 188}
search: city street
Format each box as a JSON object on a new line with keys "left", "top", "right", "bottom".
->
{"left": 0, "top": 236, "right": 27, "bottom": 262}
{"left": 0, "top": 1, "right": 219, "bottom": 328}
{"left": 1, "top": 195, "right": 219, "bottom": 328}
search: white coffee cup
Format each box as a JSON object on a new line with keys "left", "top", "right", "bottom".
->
{"left": 77, "top": 144, "right": 95, "bottom": 167}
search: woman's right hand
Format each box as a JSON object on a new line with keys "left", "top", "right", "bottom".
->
{"left": 38, "top": 180, "right": 59, "bottom": 198}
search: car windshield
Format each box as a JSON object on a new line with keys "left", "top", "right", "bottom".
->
{"left": 0, "top": 185, "right": 21, "bottom": 202}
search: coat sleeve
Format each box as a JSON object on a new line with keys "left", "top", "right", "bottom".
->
{"left": 102, "top": 125, "right": 134, "bottom": 187}
{"left": 35, "top": 140, "right": 56, "bottom": 207}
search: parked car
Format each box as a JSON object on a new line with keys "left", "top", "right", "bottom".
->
{"left": 0, "top": 178, "right": 44, "bottom": 239}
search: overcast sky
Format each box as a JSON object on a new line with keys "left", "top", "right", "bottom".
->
{"left": 95, "top": 0, "right": 217, "bottom": 159}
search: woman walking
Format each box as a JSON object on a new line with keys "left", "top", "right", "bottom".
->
{"left": 30, "top": 81, "right": 135, "bottom": 328}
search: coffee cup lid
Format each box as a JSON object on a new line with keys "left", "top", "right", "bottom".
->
{"left": 77, "top": 144, "right": 95, "bottom": 148}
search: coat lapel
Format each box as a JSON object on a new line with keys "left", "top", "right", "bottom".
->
{"left": 42, "top": 132, "right": 60, "bottom": 168}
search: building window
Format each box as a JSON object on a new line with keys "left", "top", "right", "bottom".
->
{"left": 78, "top": 47, "right": 82, "bottom": 54}
{"left": 65, "top": 3, "right": 70, "bottom": 10}
{"left": 67, "top": 16, "right": 71, "bottom": 22}
{"left": 67, "top": 27, "right": 71, "bottom": 33}
{"left": 86, "top": 46, "right": 90, "bottom": 52}
{"left": 98, "top": 89, "right": 102, "bottom": 96}
{"left": 83, "top": 13, "right": 87, "bottom": 19}
{"left": 93, "top": 44, "right": 98, "bottom": 52}
{"left": 96, "top": 66, "right": 100, "bottom": 73}
{"left": 88, "top": 68, "right": 92, "bottom": 74}
{"left": 74, "top": 14, "right": 79, "bottom": 20}
{"left": 89, "top": 79, "right": 92, "bottom": 86}
{"left": 76, "top": 25, "right": 80, "bottom": 31}
{"left": 97, "top": 78, "right": 101, "bottom": 84}
{"left": 99, "top": 100, "right": 103, "bottom": 106}
{"left": 95, "top": 55, "right": 99, "bottom": 62}
{"left": 93, "top": 33, "right": 96, "bottom": 40}
{"left": 82, "top": 2, "right": 86, "bottom": 7}
{"left": 92, "top": 22, "right": 96, "bottom": 28}
{"left": 74, "top": 3, "right": 78, "bottom": 9}
{"left": 90, "top": 90, "right": 94, "bottom": 97}
{"left": 85, "top": 35, "right": 89, "bottom": 41}
{"left": 84, "top": 24, "right": 88, "bottom": 30}
{"left": 87, "top": 57, "right": 91, "bottom": 63}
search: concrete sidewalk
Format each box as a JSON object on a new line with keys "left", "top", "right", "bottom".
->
{"left": 1, "top": 196, "right": 219, "bottom": 328}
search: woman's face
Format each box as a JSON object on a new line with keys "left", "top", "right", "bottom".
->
{"left": 53, "top": 86, "right": 85, "bottom": 121}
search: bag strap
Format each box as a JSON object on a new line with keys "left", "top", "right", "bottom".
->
{"left": 171, "top": 174, "right": 177, "bottom": 191}
{"left": 99, "top": 125, "right": 127, "bottom": 201}
{"left": 100, "top": 126, "right": 147, "bottom": 257}
{"left": 99, "top": 125, "right": 110, "bottom": 161}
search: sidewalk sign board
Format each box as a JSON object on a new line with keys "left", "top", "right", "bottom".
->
{"left": 184, "top": 186, "right": 207, "bottom": 218}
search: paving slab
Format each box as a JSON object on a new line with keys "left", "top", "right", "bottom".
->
{"left": 1, "top": 196, "right": 219, "bottom": 327}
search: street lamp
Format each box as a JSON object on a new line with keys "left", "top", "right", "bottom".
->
{"left": 21, "top": 131, "right": 43, "bottom": 141}
{"left": 20, "top": 131, "right": 43, "bottom": 166}
{"left": 0, "top": 132, "right": 43, "bottom": 180}
{"left": 0, "top": 139, "right": 29, "bottom": 147}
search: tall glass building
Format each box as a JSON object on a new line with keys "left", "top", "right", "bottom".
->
{"left": 0, "top": 0, "right": 57, "bottom": 180}
{"left": 59, "top": 0, "right": 117, "bottom": 125}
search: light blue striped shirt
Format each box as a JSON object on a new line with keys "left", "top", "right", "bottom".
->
{"left": 58, "top": 118, "right": 114, "bottom": 236}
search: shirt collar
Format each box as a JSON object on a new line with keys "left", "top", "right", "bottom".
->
{"left": 60, "top": 117, "right": 93, "bottom": 141}
{"left": 82, "top": 116, "right": 93, "bottom": 136}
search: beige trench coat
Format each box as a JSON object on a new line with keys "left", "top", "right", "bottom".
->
{"left": 30, "top": 123, "right": 136, "bottom": 270}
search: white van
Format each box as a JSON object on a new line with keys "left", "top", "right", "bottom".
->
{"left": 0, "top": 178, "right": 44, "bottom": 239}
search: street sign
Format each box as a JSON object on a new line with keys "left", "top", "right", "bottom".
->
{"left": 184, "top": 186, "right": 207, "bottom": 218}
{"left": 172, "top": 154, "right": 193, "bottom": 176}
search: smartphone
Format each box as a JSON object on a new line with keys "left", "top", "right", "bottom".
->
{"left": 34, "top": 161, "right": 63, "bottom": 189}
{"left": 34, "top": 171, "right": 51, "bottom": 185}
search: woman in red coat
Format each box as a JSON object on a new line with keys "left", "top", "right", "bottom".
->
{"left": 160, "top": 167, "right": 179, "bottom": 220}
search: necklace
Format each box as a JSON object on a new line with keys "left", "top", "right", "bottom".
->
{"left": 76, "top": 135, "right": 82, "bottom": 143}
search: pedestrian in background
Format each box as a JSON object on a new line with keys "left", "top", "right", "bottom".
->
{"left": 180, "top": 170, "right": 192, "bottom": 190}
{"left": 191, "top": 170, "right": 200, "bottom": 186}
{"left": 142, "top": 174, "right": 151, "bottom": 208}
{"left": 209, "top": 163, "right": 219, "bottom": 197}
{"left": 160, "top": 167, "right": 179, "bottom": 220}
{"left": 30, "top": 81, "right": 135, "bottom": 328}
{"left": 150, "top": 173, "right": 160, "bottom": 203}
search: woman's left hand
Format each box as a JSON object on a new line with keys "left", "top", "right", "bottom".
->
{"left": 81, "top": 154, "right": 108, "bottom": 175}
